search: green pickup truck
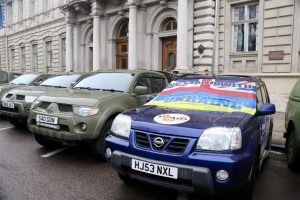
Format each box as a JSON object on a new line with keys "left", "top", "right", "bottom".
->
{"left": 285, "top": 78, "right": 300, "bottom": 171}
{"left": 28, "top": 70, "right": 169, "bottom": 159}
{"left": 1, "top": 73, "right": 84, "bottom": 127}
{"left": 0, "top": 71, "right": 22, "bottom": 85}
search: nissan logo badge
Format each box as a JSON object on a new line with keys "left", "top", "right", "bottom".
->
{"left": 153, "top": 137, "right": 165, "bottom": 148}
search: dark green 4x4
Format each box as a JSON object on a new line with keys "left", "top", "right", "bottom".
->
{"left": 285, "top": 78, "right": 300, "bottom": 170}
{"left": 28, "top": 70, "right": 168, "bottom": 159}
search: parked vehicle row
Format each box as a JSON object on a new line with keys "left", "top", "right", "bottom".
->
{"left": 1, "top": 69, "right": 299, "bottom": 199}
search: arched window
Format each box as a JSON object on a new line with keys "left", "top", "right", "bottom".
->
{"left": 116, "top": 20, "right": 129, "bottom": 69}
{"left": 118, "top": 21, "right": 129, "bottom": 38}
{"left": 162, "top": 18, "right": 177, "bottom": 32}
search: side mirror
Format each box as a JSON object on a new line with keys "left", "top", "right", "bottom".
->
{"left": 146, "top": 95, "right": 156, "bottom": 103}
{"left": 134, "top": 86, "right": 149, "bottom": 96}
{"left": 257, "top": 104, "right": 276, "bottom": 116}
{"left": 70, "top": 82, "right": 76, "bottom": 88}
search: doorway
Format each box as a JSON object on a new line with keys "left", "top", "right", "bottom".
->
{"left": 162, "top": 36, "right": 177, "bottom": 71}
{"left": 116, "top": 20, "right": 129, "bottom": 69}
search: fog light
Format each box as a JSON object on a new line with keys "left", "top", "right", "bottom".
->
{"left": 105, "top": 148, "right": 112, "bottom": 159}
{"left": 80, "top": 123, "right": 88, "bottom": 131}
{"left": 216, "top": 170, "right": 229, "bottom": 181}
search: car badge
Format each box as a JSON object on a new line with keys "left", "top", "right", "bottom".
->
{"left": 153, "top": 137, "right": 165, "bottom": 148}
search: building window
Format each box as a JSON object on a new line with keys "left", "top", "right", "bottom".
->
{"left": 18, "top": 0, "right": 23, "bottom": 21}
{"left": 31, "top": 0, "right": 37, "bottom": 17}
{"left": 44, "top": 0, "right": 52, "bottom": 11}
{"left": 162, "top": 18, "right": 177, "bottom": 32}
{"left": 32, "top": 43, "right": 38, "bottom": 71}
{"left": 61, "top": 38, "right": 66, "bottom": 68}
{"left": 45, "top": 41, "right": 52, "bottom": 70}
{"left": 232, "top": 3, "right": 259, "bottom": 52}
{"left": 7, "top": 1, "right": 13, "bottom": 25}
{"left": 20, "top": 46, "right": 26, "bottom": 72}
{"left": 10, "top": 49, "right": 15, "bottom": 71}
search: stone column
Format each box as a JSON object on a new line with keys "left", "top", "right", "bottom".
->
{"left": 176, "top": 0, "right": 188, "bottom": 70}
{"left": 128, "top": 0, "right": 138, "bottom": 70}
{"left": 92, "top": 1, "right": 103, "bottom": 71}
{"left": 65, "top": 10, "right": 75, "bottom": 72}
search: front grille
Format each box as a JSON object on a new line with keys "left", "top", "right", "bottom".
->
{"left": 38, "top": 102, "right": 51, "bottom": 109}
{"left": 57, "top": 104, "right": 72, "bottom": 112}
{"left": 167, "top": 138, "right": 189, "bottom": 153}
{"left": 135, "top": 132, "right": 190, "bottom": 154}
{"left": 5, "top": 94, "right": 13, "bottom": 98}
{"left": 16, "top": 95, "right": 25, "bottom": 100}
{"left": 136, "top": 132, "right": 150, "bottom": 148}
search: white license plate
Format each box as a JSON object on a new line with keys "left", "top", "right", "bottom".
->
{"left": 36, "top": 115, "right": 58, "bottom": 125}
{"left": 131, "top": 159, "right": 178, "bottom": 179}
{"left": 2, "top": 101, "right": 14, "bottom": 109}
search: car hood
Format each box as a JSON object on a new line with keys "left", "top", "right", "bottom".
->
{"left": 0, "top": 84, "right": 24, "bottom": 97}
{"left": 38, "top": 89, "right": 124, "bottom": 107}
{"left": 8, "top": 86, "right": 59, "bottom": 96}
{"left": 126, "top": 106, "right": 251, "bottom": 138}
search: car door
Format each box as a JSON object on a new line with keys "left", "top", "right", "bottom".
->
{"left": 256, "top": 84, "right": 268, "bottom": 155}
{"left": 133, "top": 73, "right": 167, "bottom": 106}
{"left": 261, "top": 83, "right": 272, "bottom": 151}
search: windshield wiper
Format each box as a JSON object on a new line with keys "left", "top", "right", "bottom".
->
{"left": 53, "top": 86, "right": 66, "bottom": 88}
{"left": 74, "top": 87, "right": 101, "bottom": 91}
{"left": 101, "top": 89, "right": 123, "bottom": 93}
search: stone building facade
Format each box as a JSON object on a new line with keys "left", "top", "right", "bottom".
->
{"left": 0, "top": 0, "right": 299, "bottom": 111}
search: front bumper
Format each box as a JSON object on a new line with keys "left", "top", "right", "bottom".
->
{"left": 106, "top": 134, "right": 254, "bottom": 194}
{"left": 111, "top": 150, "right": 214, "bottom": 194}
{"left": 28, "top": 109, "right": 103, "bottom": 141}
{"left": 0, "top": 101, "right": 31, "bottom": 120}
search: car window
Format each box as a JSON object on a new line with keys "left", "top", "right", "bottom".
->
{"left": 256, "top": 84, "right": 263, "bottom": 104}
{"left": 135, "top": 77, "right": 151, "bottom": 94}
{"left": 291, "top": 78, "right": 300, "bottom": 98}
{"left": 150, "top": 77, "right": 167, "bottom": 93}
{"left": 9, "top": 74, "right": 39, "bottom": 85}
{"left": 261, "top": 84, "right": 269, "bottom": 103}
{"left": 40, "top": 74, "right": 80, "bottom": 88}
{"left": 73, "top": 72, "right": 133, "bottom": 92}
{"left": 12, "top": 74, "right": 21, "bottom": 79}
{"left": 147, "top": 78, "right": 257, "bottom": 115}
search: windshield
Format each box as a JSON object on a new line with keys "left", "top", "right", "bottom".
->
{"left": 147, "top": 79, "right": 257, "bottom": 115}
{"left": 9, "top": 74, "right": 39, "bottom": 85}
{"left": 73, "top": 72, "right": 133, "bottom": 92}
{"left": 40, "top": 74, "right": 80, "bottom": 88}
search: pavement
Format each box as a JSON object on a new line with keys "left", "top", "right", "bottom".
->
{"left": 272, "top": 112, "right": 286, "bottom": 147}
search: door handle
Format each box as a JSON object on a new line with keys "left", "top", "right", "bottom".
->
{"left": 266, "top": 116, "right": 270, "bottom": 121}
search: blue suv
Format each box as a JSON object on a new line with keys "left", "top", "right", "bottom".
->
{"left": 105, "top": 75, "right": 275, "bottom": 199}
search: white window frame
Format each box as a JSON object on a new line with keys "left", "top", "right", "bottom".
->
{"left": 231, "top": 3, "right": 259, "bottom": 53}
{"left": 30, "top": 0, "right": 37, "bottom": 17}
{"left": 61, "top": 37, "right": 66, "bottom": 68}
{"left": 20, "top": 45, "right": 26, "bottom": 71}
{"left": 18, "top": 0, "right": 23, "bottom": 21}
{"left": 44, "top": 0, "right": 52, "bottom": 11}
{"left": 45, "top": 40, "right": 53, "bottom": 69}
{"left": 31, "top": 42, "right": 38, "bottom": 72}
{"left": 6, "top": 1, "right": 13, "bottom": 25}
{"left": 10, "top": 48, "right": 15, "bottom": 71}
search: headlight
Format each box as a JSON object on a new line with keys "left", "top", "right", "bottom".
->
{"left": 73, "top": 107, "right": 99, "bottom": 117}
{"left": 25, "top": 95, "right": 37, "bottom": 103}
{"left": 196, "top": 127, "right": 242, "bottom": 151}
{"left": 111, "top": 114, "right": 132, "bottom": 138}
{"left": 30, "top": 100, "right": 40, "bottom": 110}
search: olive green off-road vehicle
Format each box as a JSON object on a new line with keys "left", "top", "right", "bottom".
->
{"left": 28, "top": 70, "right": 168, "bottom": 159}
{"left": 1, "top": 73, "right": 84, "bottom": 127}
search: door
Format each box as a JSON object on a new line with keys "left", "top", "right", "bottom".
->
{"left": 162, "top": 36, "right": 177, "bottom": 71}
{"left": 116, "top": 39, "right": 128, "bottom": 69}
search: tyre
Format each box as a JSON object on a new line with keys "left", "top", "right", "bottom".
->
{"left": 232, "top": 149, "right": 260, "bottom": 200}
{"left": 118, "top": 173, "right": 134, "bottom": 184}
{"left": 287, "top": 130, "right": 300, "bottom": 170}
{"left": 90, "top": 119, "right": 113, "bottom": 161}
{"left": 33, "top": 133, "right": 63, "bottom": 149}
